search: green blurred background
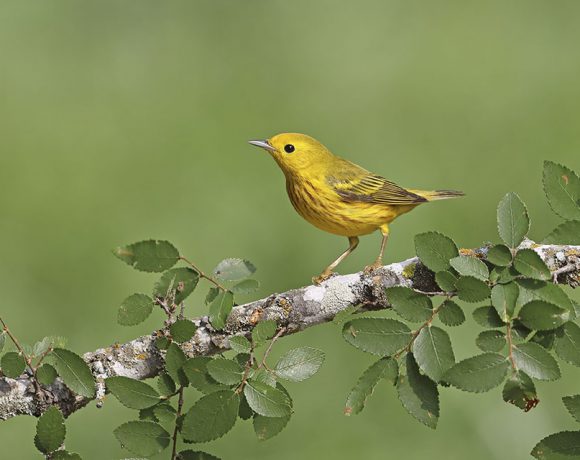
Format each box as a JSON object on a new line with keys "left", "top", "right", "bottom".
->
{"left": 1, "top": 1, "right": 579, "bottom": 458}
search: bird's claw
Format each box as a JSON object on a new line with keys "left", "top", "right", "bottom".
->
{"left": 312, "top": 271, "right": 334, "bottom": 285}
{"left": 364, "top": 261, "right": 383, "bottom": 274}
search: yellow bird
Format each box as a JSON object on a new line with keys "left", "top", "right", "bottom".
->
{"left": 249, "top": 133, "right": 463, "bottom": 284}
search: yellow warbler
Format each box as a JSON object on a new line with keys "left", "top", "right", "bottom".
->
{"left": 249, "top": 133, "right": 463, "bottom": 284}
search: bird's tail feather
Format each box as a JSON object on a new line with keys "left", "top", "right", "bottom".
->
{"left": 410, "top": 189, "right": 465, "bottom": 201}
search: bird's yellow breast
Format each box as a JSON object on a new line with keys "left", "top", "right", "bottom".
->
{"left": 285, "top": 175, "right": 415, "bottom": 237}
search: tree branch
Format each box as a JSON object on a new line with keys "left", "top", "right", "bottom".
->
{"left": 1, "top": 240, "right": 578, "bottom": 421}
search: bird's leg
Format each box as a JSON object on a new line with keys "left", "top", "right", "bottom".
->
{"left": 364, "top": 225, "right": 389, "bottom": 273}
{"left": 313, "top": 236, "right": 359, "bottom": 285}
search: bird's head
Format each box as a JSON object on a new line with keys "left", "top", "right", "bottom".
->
{"left": 249, "top": 133, "right": 333, "bottom": 176}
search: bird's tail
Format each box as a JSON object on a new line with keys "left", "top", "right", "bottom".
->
{"left": 410, "top": 189, "right": 465, "bottom": 201}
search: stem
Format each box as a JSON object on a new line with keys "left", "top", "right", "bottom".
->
{"left": 170, "top": 386, "right": 185, "bottom": 460}
{"left": 0, "top": 317, "right": 33, "bottom": 370}
{"left": 179, "top": 256, "right": 228, "bottom": 292}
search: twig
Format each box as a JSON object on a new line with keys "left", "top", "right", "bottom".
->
{"left": 179, "top": 256, "right": 228, "bottom": 292}
{"left": 170, "top": 387, "right": 185, "bottom": 460}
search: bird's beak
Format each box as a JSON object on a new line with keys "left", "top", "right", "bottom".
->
{"left": 248, "top": 139, "right": 276, "bottom": 153}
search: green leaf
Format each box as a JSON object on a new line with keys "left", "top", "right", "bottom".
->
{"left": 444, "top": 353, "right": 509, "bottom": 393}
{"left": 213, "top": 258, "right": 256, "bottom": 282}
{"left": 156, "top": 336, "right": 171, "bottom": 350}
{"left": 274, "top": 347, "right": 325, "bottom": 382}
{"left": 35, "top": 406, "right": 65, "bottom": 454}
{"left": 47, "top": 348, "right": 95, "bottom": 398}
{"left": 253, "top": 414, "right": 291, "bottom": 441}
{"left": 231, "top": 279, "right": 260, "bottom": 294}
{"left": 251, "top": 320, "right": 277, "bottom": 346}
{"left": 513, "top": 249, "right": 551, "bottom": 280}
{"left": 244, "top": 380, "right": 292, "bottom": 417}
{"left": 531, "top": 431, "right": 580, "bottom": 459}
{"left": 476, "top": 330, "right": 506, "bottom": 352}
{"left": 449, "top": 255, "right": 489, "bottom": 281}
{"left": 153, "top": 402, "right": 177, "bottom": 427}
{"left": 229, "top": 336, "right": 251, "bottom": 354}
{"left": 106, "top": 376, "right": 161, "bottom": 409}
{"left": 205, "top": 287, "right": 220, "bottom": 305}
{"left": 33, "top": 337, "right": 54, "bottom": 358}
{"left": 456, "top": 276, "right": 491, "bottom": 303}
{"left": 206, "top": 358, "right": 244, "bottom": 385}
{"left": 486, "top": 244, "right": 513, "bottom": 267}
{"left": 178, "top": 450, "right": 221, "bottom": 460}
{"left": 182, "top": 357, "right": 227, "bottom": 394}
{"left": 385, "top": 286, "right": 432, "bottom": 322}
{"left": 490, "top": 266, "right": 517, "bottom": 284}
{"left": 438, "top": 300, "right": 465, "bottom": 326}
{"left": 170, "top": 320, "right": 197, "bottom": 343}
{"left": 519, "top": 300, "right": 570, "bottom": 331}
{"left": 473, "top": 306, "right": 504, "bottom": 328}
{"left": 118, "top": 293, "right": 153, "bottom": 326}
{"left": 414, "top": 232, "right": 458, "bottom": 272}
{"left": 413, "top": 326, "right": 455, "bottom": 382}
{"left": 157, "top": 372, "right": 176, "bottom": 396}
{"left": 181, "top": 390, "right": 240, "bottom": 443}
{"left": 435, "top": 270, "right": 458, "bottom": 292}
{"left": 208, "top": 291, "right": 234, "bottom": 331}
{"left": 543, "top": 160, "right": 580, "bottom": 220}
{"left": 165, "top": 343, "right": 188, "bottom": 387}
{"left": 497, "top": 192, "right": 530, "bottom": 248}
{"left": 345, "top": 358, "right": 398, "bottom": 416}
{"left": 51, "top": 451, "right": 82, "bottom": 460}
{"left": 517, "top": 279, "right": 574, "bottom": 312}
{"left": 113, "top": 240, "right": 179, "bottom": 272}
{"left": 396, "top": 353, "right": 439, "bottom": 429}
{"left": 1, "top": 352, "right": 26, "bottom": 378}
{"left": 563, "top": 395, "right": 580, "bottom": 424}
{"left": 36, "top": 364, "right": 58, "bottom": 385}
{"left": 342, "top": 318, "right": 411, "bottom": 356}
{"left": 502, "top": 371, "right": 538, "bottom": 412}
{"left": 544, "top": 220, "right": 580, "bottom": 245}
{"left": 114, "top": 421, "right": 170, "bottom": 457}
{"left": 153, "top": 268, "right": 200, "bottom": 304}
{"left": 555, "top": 322, "right": 580, "bottom": 367}
{"left": 512, "top": 342, "right": 560, "bottom": 381}
{"left": 491, "top": 282, "right": 519, "bottom": 321}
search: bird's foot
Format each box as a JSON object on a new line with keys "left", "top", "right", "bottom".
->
{"left": 364, "top": 260, "right": 383, "bottom": 274}
{"left": 312, "top": 271, "right": 335, "bottom": 285}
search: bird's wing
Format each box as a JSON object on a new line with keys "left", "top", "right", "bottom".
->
{"left": 328, "top": 159, "right": 427, "bottom": 205}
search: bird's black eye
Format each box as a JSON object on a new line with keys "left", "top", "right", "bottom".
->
{"left": 284, "top": 144, "right": 295, "bottom": 153}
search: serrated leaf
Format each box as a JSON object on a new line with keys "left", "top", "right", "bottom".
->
{"left": 153, "top": 402, "right": 177, "bottom": 427}
{"left": 253, "top": 413, "right": 291, "bottom": 441}
{"left": 563, "top": 395, "right": 580, "bottom": 424}
{"left": 491, "top": 282, "right": 519, "bottom": 321}
{"left": 244, "top": 381, "right": 292, "bottom": 417}
{"left": 517, "top": 279, "right": 574, "bottom": 312}
{"left": 532, "top": 330, "right": 557, "bottom": 350}
{"left": 231, "top": 279, "right": 260, "bottom": 294}
{"left": 444, "top": 353, "right": 509, "bottom": 392}
{"left": 206, "top": 359, "right": 244, "bottom": 385}
{"left": 165, "top": 343, "right": 188, "bottom": 387}
{"left": 342, "top": 318, "right": 411, "bottom": 356}
{"left": 33, "top": 337, "right": 54, "bottom": 358}
{"left": 512, "top": 342, "right": 560, "bottom": 381}
{"left": 157, "top": 373, "right": 176, "bottom": 396}
{"left": 208, "top": 291, "right": 234, "bottom": 331}
{"left": 274, "top": 347, "right": 325, "bottom": 382}
{"left": 228, "top": 336, "right": 251, "bottom": 354}
{"left": 1, "top": 352, "right": 26, "bottom": 378}
{"left": 205, "top": 287, "right": 219, "bottom": 305}
{"left": 531, "top": 431, "right": 580, "bottom": 459}
{"left": 514, "top": 249, "right": 551, "bottom": 280}
{"left": 476, "top": 330, "right": 506, "bottom": 352}
{"left": 251, "top": 320, "right": 277, "bottom": 347}
{"left": 456, "top": 276, "right": 491, "bottom": 303}
{"left": 414, "top": 231, "right": 458, "bottom": 273}
{"left": 473, "top": 306, "right": 504, "bottom": 328}
{"left": 36, "top": 364, "right": 57, "bottom": 385}
{"left": 181, "top": 390, "right": 240, "bottom": 443}
{"left": 503, "top": 371, "right": 538, "bottom": 412}
{"left": 345, "top": 357, "right": 398, "bottom": 416}
{"left": 178, "top": 450, "right": 221, "bottom": 460}
{"left": 435, "top": 270, "right": 458, "bottom": 292}
{"left": 114, "top": 421, "right": 170, "bottom": 456}
{"left": 486, "top": 244, "right": 513, "bottom": 267}
{"left": 170, "top": 320, "right": 197, "bottom": 343}
{"left": 251, "top": 369, "right": 277, "bottom": 387}
{"left": 332, "top": 305, "right": 359, "bottom": 325}
{"left": 490, "top": 266, "right": 518, "bottom": 284}
{"left": 397, "top": 353, "right": 439, "bottom": 429}
{"left": 544, "top": 220, "right": 580, "bottom": 245}
{"left": 106, "top": 376, "right": 161, "bottom": 409}
{"left": 35, "top": 406, "right": 65, "bottom": 454}
{"left": 543, "top": 161, "right": 580, "bottom": 220}
{"left": 113, "top": 240, "right": 179, "bottom": 272}
{"left": 47, "top": 348, "right": 95, "bottom": 398}
{"left": 555, "top": 322, "right": 580, "bottom": 367}
{"left": 438, "top": 300, "right": 465, "bottom": 326}
{"left": 413, "top": 326, "right": 455, "bottom": 382}
{"left": 519, "top": 300, "right": 569, "bottom": 331}
{"left": 118, "top": 293, "right": 153, "bottom": 326}
{"left": 182, "top": 357, "right": 227, "bottom": 394}
{"left": 213, "top": 258, "right": 256, "bottom": 282}
{"left": 51, "top": 451, "right": 82, "bottom": 460}
{"left": 450, "top": 255, "right": 489, "bottom": 281}
{"left": 385, "top": 286, "right": 432, "bottom": 322}
{"left": 497, "top": 192, "right": 530, "bottom": 248}
{"left": 153, "top": 268, "right": 199, "bottom": 304}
